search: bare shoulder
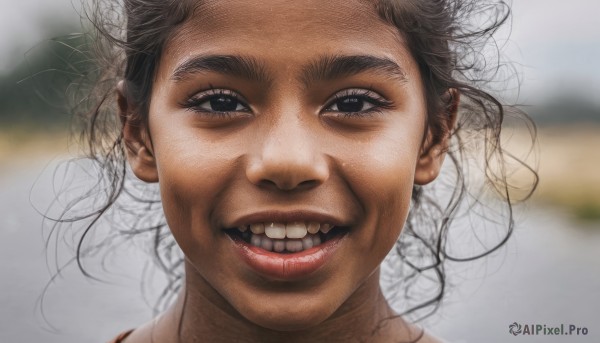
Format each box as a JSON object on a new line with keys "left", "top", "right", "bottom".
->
{"left": 386, "top": 318, "right": 446, "bottom": 343}
{"left": 417, "top": 330, "right": 446, "bottom": 343}
{"left": 117, "top": 319, "right": 156, "bottom": 343}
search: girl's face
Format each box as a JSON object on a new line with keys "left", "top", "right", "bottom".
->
{"left": 124, "top": 0, "right": 448, "bottom": 331}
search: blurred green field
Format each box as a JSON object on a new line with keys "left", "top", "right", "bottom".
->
{"left": 0, "top": 127, "right": 70, "bottom": 172}
{"left": 504, "top": 124, "right": 600, "bottom": 222}
{"left": 537, "top": 126, "right": 600, "bottom": 222}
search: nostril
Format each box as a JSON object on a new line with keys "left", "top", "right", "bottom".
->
{"left": 256, "top": 179, "right": 280, "bottom": 190}
{"left": 246, "top": 154, "right": 329, "bottom": 191}
{"left": 297, "top": 179, "right": 320, "bottom": 189}
{"left": 256, "top": 178, "right": 315, "bottom": 191}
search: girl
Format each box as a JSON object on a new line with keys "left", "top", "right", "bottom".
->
{"left": 56, "top": 0, "right": 536, "bottom": 342}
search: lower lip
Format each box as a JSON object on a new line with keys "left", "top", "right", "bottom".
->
{"left": 229, "top": 234, "right": 345, "bottom": 280}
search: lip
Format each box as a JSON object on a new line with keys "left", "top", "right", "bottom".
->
{"left": 224, "top": 209, "right": 350, "bottom": 228}
{"left": 228, "top": 233, "right": 346, "bottom": 280}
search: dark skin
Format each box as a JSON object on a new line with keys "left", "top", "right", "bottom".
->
{"left": 117, "top": 0, "right": 456, "bottom": 341}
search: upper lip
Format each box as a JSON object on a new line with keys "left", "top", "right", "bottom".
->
{"left": 224, "top": 209, "right": 351, "bottom": 229}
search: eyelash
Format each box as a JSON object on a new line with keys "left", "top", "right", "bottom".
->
{"left": 323, "top": 89, "right": 394, "bottom": 117}
{"left": 182, "top": 88, "right": 250, "bottom": 118}
{"left": 182, "top": 87, "right": 393, "bottom": 118}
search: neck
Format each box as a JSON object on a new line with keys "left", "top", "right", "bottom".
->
{"left": 153, "top": 262, "right": 420, "bottom": 343}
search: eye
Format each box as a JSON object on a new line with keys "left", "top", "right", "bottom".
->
{"left": 323, "top": 89, "right": 393, "bottom": 116}
{"left": 329, "top": 96, "right": 374, "bottom": 112}
{"left": 183, "top": 88, "right": 250, "bottom": 115}
{"left": 199, "top": 94, "right": 246, "bottom": 112}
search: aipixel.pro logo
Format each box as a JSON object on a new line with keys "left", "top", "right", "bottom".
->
{"left": 509, "top": 322, "right": 522, "bottom": 336}
{"left": 509, "top": 322, "right": 589, "bottom": 337}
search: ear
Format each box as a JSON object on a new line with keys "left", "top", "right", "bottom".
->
{"left": 414, "top": 89, "right": 459, "bottom": 185}
{"left": 117, "top": 80, "right": 159, "bottom": 182}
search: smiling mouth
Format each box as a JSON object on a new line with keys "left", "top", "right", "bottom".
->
{"left": 224, "top": 222, "right": 349, "bottom": 254}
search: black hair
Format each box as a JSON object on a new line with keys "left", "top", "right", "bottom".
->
{"left": 46, "top": 0, "right": 537, "bottom": 324}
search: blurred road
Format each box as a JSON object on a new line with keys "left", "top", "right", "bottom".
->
{"left": 1, "top": 156, "right": 599, "bottom": 343}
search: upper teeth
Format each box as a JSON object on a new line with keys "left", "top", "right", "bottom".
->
{"left": 239, "top": 222, "right": 334, "bottom": 239}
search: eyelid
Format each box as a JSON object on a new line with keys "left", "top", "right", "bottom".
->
{"left": 181, "top": 87, "right": 252, "bottom": 115}
{"left": 322, "top": 88, "right": 393, "bottom": 113}
{"left": 184, "top": 88, "right": 247, "bottom": 106}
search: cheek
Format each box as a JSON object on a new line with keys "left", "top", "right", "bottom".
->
{"left": 341, "top": 131, "right": 421, "bottom": 251}
{"left": 150, "top": 128, "right": 237, "bottom": 246}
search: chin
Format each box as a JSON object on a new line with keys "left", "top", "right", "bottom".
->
{"left": 240, "top": 299, "right": 335, "bottom": 332}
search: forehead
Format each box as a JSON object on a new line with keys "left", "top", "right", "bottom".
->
{"left": 160, "top": 0, "right": 411, "bottom": 74}
{"left": 183, "top": 0, "right": 384, "bottom": 38}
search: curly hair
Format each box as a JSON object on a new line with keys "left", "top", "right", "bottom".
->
{"left": 47, "top": 0, "right": 537, "bottom": 321}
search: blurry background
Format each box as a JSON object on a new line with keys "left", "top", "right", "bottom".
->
{"left": 1, "top": 0, "right": 599, "bottom": 342}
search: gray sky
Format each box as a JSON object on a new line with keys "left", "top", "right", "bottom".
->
{"left": 509, "top": 0, "right": 600, "bottom": 105}
{"left": 1, "top": 0, "right": 599, "bottom": 104}
{"left": 0, "top": 0, "right": 81, "bottom": 72}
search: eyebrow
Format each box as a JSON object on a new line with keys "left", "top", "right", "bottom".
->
{"left": 171, "top": 54, "right": 270, "bottom": 83}
{"left": 171, "top": 53, "right": 407, "bottom": 85}
{"left": 301, "top": 54, "right": 408, "bottom": 85}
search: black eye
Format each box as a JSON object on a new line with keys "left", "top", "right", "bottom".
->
{"left": 200, "top": 95, "right": 245, "bottom": 112}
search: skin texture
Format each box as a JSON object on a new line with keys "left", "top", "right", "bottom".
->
{"left": 118, "top": 0, "right": 454, "bottom": 341}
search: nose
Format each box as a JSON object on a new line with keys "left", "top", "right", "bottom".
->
{"left": 246, "top": 115, "right": 329, "bottom": 191}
